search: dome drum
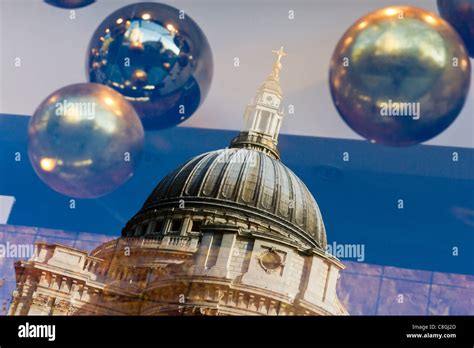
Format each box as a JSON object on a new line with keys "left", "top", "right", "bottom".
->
{"left": 125, "top": 197, "right": 326, "bottom": 251}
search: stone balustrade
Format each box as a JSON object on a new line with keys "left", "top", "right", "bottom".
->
{"left": 91, "top": 235, "right": 199, "bottom": 257}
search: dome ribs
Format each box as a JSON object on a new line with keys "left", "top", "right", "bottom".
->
{"left": 146, "top": 166, "right": 181, "bottom": 203}
{"left": 257, "top": 155, "right": 276, "bottom": 210}
{"left": 200, "top": 150, "right": 230, "bottom": 197}
{"left": 182, "top": 151, "right": 218, "bottom": 197}
{"left": 272, "top": 156, "right": 282, "bottom": 216}
{"left": 218, "top": 149, "right": 249, "bottom": 201}
{"left": 281, "top": 165, "right": 296, "bottom": 224}
{"left": 186, "top": 151, "right": 221, "bottom": 197}
{"left": 139, "top": 148, "right": 326, "bottom": 250}
{"left": 288, "top": 172, "right": 305, "bottom": 227}
{"left": 166, "top": 153, "right": 208, "bottom": 198}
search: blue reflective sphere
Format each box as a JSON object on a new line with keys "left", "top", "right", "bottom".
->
{"left": 87, "top": 2, "right": 213, "bottom": 130}
{"left": 44, "top": 0, "right": 95, "bottom": 9}
{"left": 437, "top": 0, "right": 474, "bottom": 58}
{"left": 28, "top": 83, "right": 144, "bottom": 198}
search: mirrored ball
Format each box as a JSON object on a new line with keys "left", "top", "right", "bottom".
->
{"left": 438, "top": 0, "right": 474, "bottom": 58}
{"left": 28, "top": 83, "right": 144, "bottom": 198}
{"left": 329, "top": 6, "right": 471, "bottom": 146}
{"left": 87, "top": 2, "right": 213, "bottom": 130}
{"left": 44, "top": 0, "right": 95, "bottom": 9}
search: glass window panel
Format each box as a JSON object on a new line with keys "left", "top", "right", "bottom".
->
{"left": 169, "top": 219, "right": 181, "bottom": 232}
{"left": 191, "top": 220, "right": 202, "bottom": 232}
{"left": 154, "top": 220, "right": 164, "bottom": 233}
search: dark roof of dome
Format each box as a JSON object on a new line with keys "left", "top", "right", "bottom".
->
{"left": 141, "top": 148, "right": 327, "bottom": 248}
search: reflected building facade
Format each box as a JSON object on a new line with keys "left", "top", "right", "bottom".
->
{"left": 8, "top": 48, "right": 347, "bottom": 316}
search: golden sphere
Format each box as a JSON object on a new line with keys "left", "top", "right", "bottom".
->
{"left": 329, "top": 6, "right": 471, "bottom": 146}
{"left": 28, "top": 83, "right": 144, "bottom": 198}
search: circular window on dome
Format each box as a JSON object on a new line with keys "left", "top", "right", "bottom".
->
{"left": 258, "top": 249, "right": 283, "bottom": 273}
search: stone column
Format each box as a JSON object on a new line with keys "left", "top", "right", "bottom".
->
{"left": 180, "top": 217, "right": 192, "bottom": 236}
{"left": 301, "top": 255, "right": 328, "bottom": 304}
{"left": 208, "top": 232, "right": 236, "bottom": 278}
{"left": 193, "top": 233, "right": 214, "bottom": 274}
{"left": 323, "top": 263, "right": 340, "bottom": 303}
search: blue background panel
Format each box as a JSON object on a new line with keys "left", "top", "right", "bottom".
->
{"left": 0, "top": 114, "right": 473, "bottom": 275}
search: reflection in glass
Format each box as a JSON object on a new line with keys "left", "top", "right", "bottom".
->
{"left": 329, "top": 6, "right": 471, "bottom": 146}
{"left": 28, "top": 83, "right": 144, "bottom": 198}
{"left": 87, "top": 2, "right": 213, "bottom": 130}
{"left": 44, "top": 0, "right": 95, "bottom": 9}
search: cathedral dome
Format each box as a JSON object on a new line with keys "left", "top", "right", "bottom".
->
{"left": 141, "top": 147, "right": 327, "bottom": 249}
{"left": 127, "top": 47, "right": 329, "bottom": 251}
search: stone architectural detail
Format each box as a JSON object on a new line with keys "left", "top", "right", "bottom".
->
{"left": 9, "top": 48, "right": 347, "bottom": 316}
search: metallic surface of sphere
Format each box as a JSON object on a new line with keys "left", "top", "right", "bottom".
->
{"left": 87, "top": 2, "right": 213, "bottom": 130}
{"left": 438, "top": 0, "right": 474, "bottom": 57}
{"left": 44, "top": 0, "right": 95, "bottom": 9}
{"left": 28, "top": 83, "right": 144, "bottom": 198}
{"left": 329, "top": 6, "right": 471, "bottom": 146}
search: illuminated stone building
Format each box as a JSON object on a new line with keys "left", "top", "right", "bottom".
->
{"left": 9, "top": 48, "right": 347, "bottom": 316}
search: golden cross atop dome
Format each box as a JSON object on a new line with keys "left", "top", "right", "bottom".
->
{"left": 272, "top": 46, "right": 287, "bottom": 65}
{"left": 269, "top": 46, "right": 287, "bottom": 82}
